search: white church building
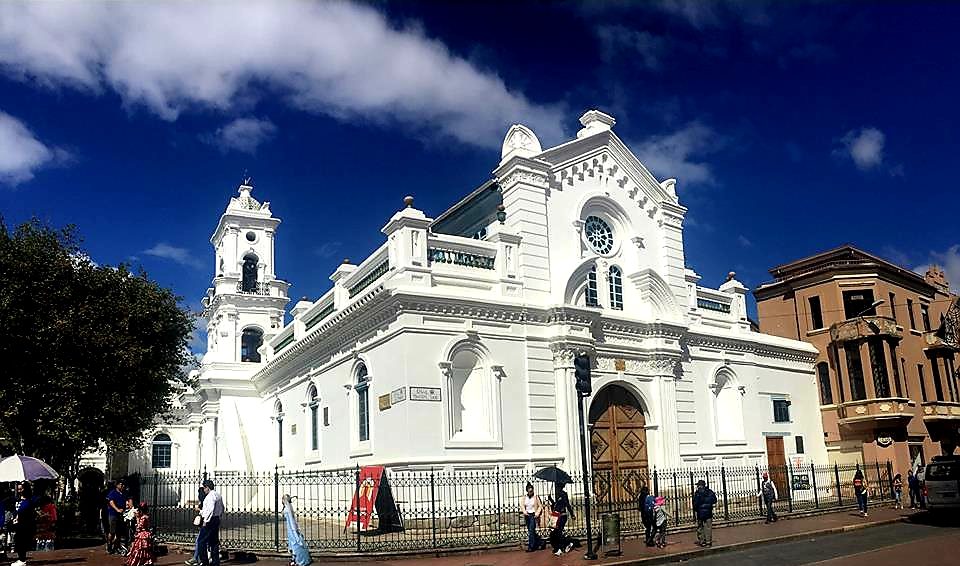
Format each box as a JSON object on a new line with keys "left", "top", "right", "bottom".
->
{"left": 129, "top": 110, "right": 827, "bottom": 482}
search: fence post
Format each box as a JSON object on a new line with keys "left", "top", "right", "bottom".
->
{"left": 355, "top": 464, "right": 362, "bottom": 553}
{"left": 653, "top": 468, "right": 659, "bottom": 496}
{"left": 430, "top": 467, "right": 437, "bottom": 550}
{"left": 672, "top": 470, "right": 679, "bottom": 527}
{"left": 720, "top": 466, "right": 729, "bottom": 521}
{"left": 874, "top": 461, "right": 884, "bottom": 501}
{"left": 834, "top": 464, "right": 842, "bottom": 506}
{"left": 810, "top": 463, "right": 819, "bottom": 509}
{"left": 786, "top": 463, "right": 794, "bottom": 513}
{"left": 755, "top": 465, "right": 763, "bottom": 516}
{"left": 886, "top": 460, "right": 894, "bottom": 500}
{"left": 274, "top": 465, "right": 280, "bottom": 552}
{"left": 495, "top": 467, "right": 502, "bottom": 528}
{"left": 688, "top": 470, "right": 695, "bottom": 525}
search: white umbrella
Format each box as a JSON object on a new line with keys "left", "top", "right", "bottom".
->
{"left": 0, "top": 455, "right": 60, "bottom": 482}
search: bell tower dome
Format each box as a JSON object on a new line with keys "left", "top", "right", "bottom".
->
{"left": 201, "top": 177, "right": 290, "bottom": 366}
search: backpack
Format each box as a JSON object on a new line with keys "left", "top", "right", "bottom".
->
{"left": 643, "top": 495, "right": 656, "bottom": 516}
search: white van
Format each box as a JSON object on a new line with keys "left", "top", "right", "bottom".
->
{"left": 925, "top": 456, "right": 960, "bottom": 512}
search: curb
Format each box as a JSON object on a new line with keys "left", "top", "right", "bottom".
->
{"left": 601, "top": 515, "right": 908, "bottom": 566}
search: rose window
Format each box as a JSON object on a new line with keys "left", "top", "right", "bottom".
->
{"left": 584, "top": 216, "right": 614, "bottom": 255}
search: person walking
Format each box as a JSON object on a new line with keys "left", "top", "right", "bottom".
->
{"left": 758, "top": 472, "right": 779, "bottom": 523}
{"left": 184, "top": 483, "right": 209, "bottom": 566}
{"left": 126, "top": 502, "right": 155, "bottom": 566}
{"left": 916, "top": 464, "right": 927, "bottom": 509}
{"left": 106, "top": 480, "right": 127, "bottom": 555}
{"left": 907, "top": 470, "right": 921, "bottom": 509}
{"left": 195, "top": 480, "right": 224, "bottom": 566}
{"left": 548, "top": 483, "right": 575, "bottom": 556}
{"left": 892, "top": 473, "right": 904, "bottom": 510}
{"left": 853, "top": 467, "right": 869, "bottom": 517}
{"left": 519, "top": 482, "right": 545, "bottom": 552}
{"left": 692, "top": 480, "right": 717, "bottom": 547}
{"left": 638, "top": 485, "right": 655, "bottom": 547}
{"left": 11, "top": 481, "right": 36, "bottom": 566}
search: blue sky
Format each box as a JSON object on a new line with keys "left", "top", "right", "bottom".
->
{"left": 2, "top": 1, "right": 959, "bottom": 353}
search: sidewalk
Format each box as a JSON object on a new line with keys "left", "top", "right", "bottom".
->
{"left": 4, "top": 506, "right": 915, "bottom": 566}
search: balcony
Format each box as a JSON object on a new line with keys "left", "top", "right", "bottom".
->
{"left": 924, "top": 330, "right": 960, "bottom": 352}
{"left": 235, "top": 281, "right": 270, "bottom": 295}
{"left": 836, "top": 397, "right": 915, "bottom": 433}
{"left": 829, "top": 316, "right": 901, "bottom": 343}
{"left": 921, "top": 401, "right": 960, "bottom": 441}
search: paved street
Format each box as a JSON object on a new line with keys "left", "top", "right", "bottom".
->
{"left": 680, "top": 520, "right": 960, "bottom": 565}
{"left": 8, "top": 507, "right": 958, "bottom": 566}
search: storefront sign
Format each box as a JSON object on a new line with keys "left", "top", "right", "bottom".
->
{"left": 409, "top": 386, "right": 441, "bottom": 401}
{"left": 390, "top": 387, "right": 406, "bottom": 405}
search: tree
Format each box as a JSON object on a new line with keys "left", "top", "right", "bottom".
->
{"left": 0, "top": 218, "right": 194, "bottom": 488}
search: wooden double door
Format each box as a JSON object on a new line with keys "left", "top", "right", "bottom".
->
{"left": 589, "top": 384, "right": 649, "bottom": 504}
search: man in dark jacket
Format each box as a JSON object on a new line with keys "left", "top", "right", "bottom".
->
{"left": 638, "top": 485, "right": 655, "bottom": 547}
{"left": 692, "top": 480, "right": 717, "bottom": 547}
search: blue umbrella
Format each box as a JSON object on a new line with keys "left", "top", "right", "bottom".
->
{"left": 283, "top": 495, "right": 311, "bottom": 566}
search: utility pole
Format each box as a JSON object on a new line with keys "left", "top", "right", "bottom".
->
{"left": 574, "top": 352, "right": 597, "bottom": 560}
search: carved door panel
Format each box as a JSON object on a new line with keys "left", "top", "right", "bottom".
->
{"left": 589, "top": 385, "right": 648, "bottom": 505}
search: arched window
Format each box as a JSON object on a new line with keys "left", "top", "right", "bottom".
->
{"left": 241, "top": 327, "right": 263, "bottom": 363}
{"left": 151, "top": 433, "right": 172, "bottom": 469}
{"left": 241, "top": 254, "right": 258, "bottom": 292}
{"left": 356, "top": 365, "right": 370, "bottom": 442}
{"left": 816, "top": 362, "right": 833, "bottom": 405}
{"left": 448, "top": 349, "right": 492, "bottom": 441}
{"left": 608, "top": 266, "right": 623, "bottom": 310}
{"left": 586, "top": 265, "right": 599, "bottom": 307}
{"left": 308, "top": 386, "right": 320, "bottom": 452}
{"left": 274, "top": 401, "right": 284, "bottom": 458}
{"left": 713, "top": 370, "right": 745, "bottom": 442}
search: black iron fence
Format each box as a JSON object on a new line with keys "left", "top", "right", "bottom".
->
{"left": 141, "top": 460, "right": 894, "bottom": 554}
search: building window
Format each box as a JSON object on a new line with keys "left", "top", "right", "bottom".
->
{"left": 772, "top": 399, "right": 791, "bottom": 423}
{"left": 816, "top": 362, "right": 833, "bottom": 405}
{"left": 275, "top": 401, "right": 284, "bottom": 458}
{"left": 889, "top": 344, "right": 902, "bottom": 397}
{"left": 356, "top": 364, "right": 370, "bottom": 442}
{"left": 240, "top": 327, "right": 263, "bottom": 362}
{"left": 323, "top": 407, "right": 330, "bottom": 427}
{"left": 608, "top": 266, "right": 623, "bottom": 310}
{"left": 921, "top": 304, "right": 931, "bottom": 331}
{"left": 586, "top": 265, "right": 599, "bottom": 307}
{"left": 241, "top": 253, "right": 259, "bottom": 292}
{"left": 931, "top": 358, "right": 945, "bottom": 401}
{"left": 917, "top": 364, "right": 928, "bottom": 401}
{"left": 907, "top": 299, "right": 916, "bottom": 329}
{"left": 948, "top": 358, "right": 958, "bottom": 403}
{"left": 842, "top": 289, "right": 875, "bottom": 320}
{"left": 868, "top": 338, "right": 890, "bottom": 398}
{"left": 151, "top": 433, "right": 172, "bottom": 469}
{"left": 308, "top": 386, "right": 319, "bottom": 452}
{"left": 809, "top": 296, "right": 824, "bottom": 329}
{"left": 830, "top": 345, "right": 846, "bottom": 403}
{"left": 889, "top": 293, "right": 897, "bottom": 322}
{"left": 446, "top": 346, "right": 499, "bottom": 442}
{"left": 845, "top": 342, "right": 867, "bottom": 401}
{"left": 584, "top": 215, "right": 614, "bottom": 255}
{"left": 901, "top": 358, "right": 909, "bottom": 397}
{"left": 795, "top": 436, "right": 805, "bottom": 454}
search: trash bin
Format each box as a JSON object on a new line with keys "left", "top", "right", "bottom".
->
{"left": 601, "top": 513, "right": 621, "bottom": 556}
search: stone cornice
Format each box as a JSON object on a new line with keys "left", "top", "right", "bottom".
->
{"left": 686, "top": 332, "right": 817, "bottom": 363}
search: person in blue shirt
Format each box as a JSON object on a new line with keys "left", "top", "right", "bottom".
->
{"left": 11, "top": 481, "right": 35, "bottom": 566}
{"left": 105, "top": 480, "right": 127, "bottom": 554}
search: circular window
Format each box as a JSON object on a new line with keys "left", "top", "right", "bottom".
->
{"left": 584, "top": 216, "right": 614, "bottom": 255}
{"left": 245, "top": 231, "right": 257, "bottom": 242}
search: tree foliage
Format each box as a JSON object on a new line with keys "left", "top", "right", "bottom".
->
{"left": 0, "top": 218, "right": 194, "bottom": 477}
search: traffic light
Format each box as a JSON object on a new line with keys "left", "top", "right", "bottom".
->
{"left": 574, "top": 353, "right": 592, "bottom": 395}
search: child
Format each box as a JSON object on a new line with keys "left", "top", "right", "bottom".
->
{"left": 653, "top": 496, "right": 668, "bottom": 549}
{"left": 119, "top": 498, "right": 137, "bottom": 555}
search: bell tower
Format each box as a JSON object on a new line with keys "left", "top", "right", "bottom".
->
{"left": 201, "top": 178, "right": 290, "bottom": 366}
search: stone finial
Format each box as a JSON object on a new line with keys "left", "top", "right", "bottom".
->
{"left": 727, "top": 271, "right": 736, "bottom": 282}
{"left": 300, "top": 296, "right": 309, "bottom": 302}
{"left": 404, "top": 195, "right": 414, "bottom": 208}
{"left": 500, "top": 124, "right": 542, "bottom": 163}
{"left": 577, "top": 109, "right": 616, "bottom": 139}
{"left": 342, "top": 258, "right": 351, "bottom": 265}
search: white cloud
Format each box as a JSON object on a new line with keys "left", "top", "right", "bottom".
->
{"left": 315, "top": 242, "right": 343, "bottom": 259}
{"left": 631, "top": 122, "right": 722, "bottom": 187}
{"left": 143, "top": 243, "right": 204, "bottom": 269}
{"left": 835, "top": 127, "right": 885, "bottom": 171}
{"left": 0, "top": 110, "right": 67, "bottom": 185}
{"left": 596, "top": 25, "right": 667, "bottom": 70}
{"left": 653, "top": 0, "right": 770, "bottom": 29}
{"left": 205, "top": 117, "right": 276, "bottom": 154}
{"left": 915, "top": 245, "right": 960, "bottom": 293}
{"left": 737, "top": 235, "right": 752, "bottom": 247}
{"left": 0, "top": 2, "right": 565, "bottom": 148}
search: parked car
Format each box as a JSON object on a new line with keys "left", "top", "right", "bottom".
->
{"left": 925, "top": 456, "right": 960, "bottom": 512}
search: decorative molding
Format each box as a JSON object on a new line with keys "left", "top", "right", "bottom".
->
{"left": 500, "top": 169, "right": 550, "bottom": 189}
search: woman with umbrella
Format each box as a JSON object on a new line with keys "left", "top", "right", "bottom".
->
{"left": 548, "top": 482, "right": 576, "bottom": 556}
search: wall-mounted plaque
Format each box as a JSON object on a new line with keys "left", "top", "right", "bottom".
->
{"left": 614, "top": 359, "right": 626, "bottom": 372}
{"left": 409, "top": 386, "right": 441, "bottom": 402}
{"left": 378, "top": 394, "right": 392, "bottom": 411}
{"left": 390, "top": 387, "right": 406, "bottom": 405}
